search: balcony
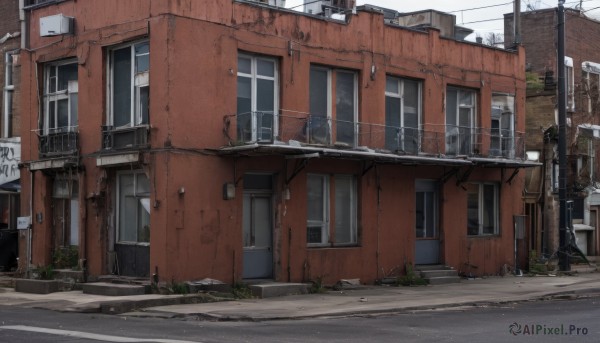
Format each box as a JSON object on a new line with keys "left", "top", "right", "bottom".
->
{"left": 101, "top": 125, "right": 149, "bottom": 151}
{"left": 38, "top": 130, "right": 79, "bottom": 158}
{"left": 224, "top": 112, "right": 526, "bottom": 162}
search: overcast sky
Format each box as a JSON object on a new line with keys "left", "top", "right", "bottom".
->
{"left": 285, "top": 0, "right": 600, "bottom": 39}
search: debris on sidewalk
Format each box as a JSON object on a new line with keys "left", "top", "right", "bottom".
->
{"left": 333, "top": 278, "right": 361, "bottom": 290}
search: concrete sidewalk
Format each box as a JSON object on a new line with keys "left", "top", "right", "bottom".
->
{"left": 1, "top": 272, "right": 600, "bottom": 321}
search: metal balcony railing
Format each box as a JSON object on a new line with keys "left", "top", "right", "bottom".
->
{"left": 225, "top": 112, "right": 526, "bottom": 160}
{"left": 39, "top": 130, "right": 79, "bottom": 158}
{"left": 102, "top": 125, "right": 149, "bottom": 150}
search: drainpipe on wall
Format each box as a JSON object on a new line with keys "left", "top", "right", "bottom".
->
{"left": 19, "top": 0, "right": 27, "bottom": 50}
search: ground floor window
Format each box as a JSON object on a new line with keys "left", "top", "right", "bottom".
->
{"left": 467, "top": 183, "right": 499, "bottom": 236}
{"left": 307, "top": 174, "right": 357, "bottom": 246}
{"left": 117, "top": 171, "right": 150, "bottom": 243}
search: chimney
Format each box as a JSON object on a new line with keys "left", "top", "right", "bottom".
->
{"left": 476, "top": 36, "right": 483, "bottom": 44}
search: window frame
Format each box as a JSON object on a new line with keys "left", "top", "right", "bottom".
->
{"left": 582, "top": 61, "right": 600, "bottom": 114}
{"left": 107, "top": 40, "right": 149, "bottom": 129}
{"left": 565, "top": 56, "right": 575, "bottom": 112}
{"left": 307, "top": 174, "right": 329, "bottom": 246}
{"left": 309, "top": 65, "right": 358, "bottom": 146}
{"left": 490, "top": 93, "right": 515, "bottom": 158}
{"left": 237, "top": 53, "right": 279, "bottom": 142}
{"left": 385, "top": 75, "right": 422, "bottom": 153}
{"left": 306, "top": 173, "right": 358, "bottom": 247}
{"left": 446, "top": 87, "right": 477, "bottom": 155}
{"left": 467, "top": 182, "right": 500, "bottom": 236}
{"left": 42, "top": 59, "right": 78, "bottom": 135}
{"left": 2, "top": 51, "right": 17, "bottom": 138}
{"left": 116, "top": 170, "right": 151, "bottom": 245}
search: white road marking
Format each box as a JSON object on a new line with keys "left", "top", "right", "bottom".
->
{"left": 0, "top": 325, "right": 202, "bottom": 343}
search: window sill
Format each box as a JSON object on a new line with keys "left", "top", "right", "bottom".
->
{"left": 467, "top": 234, "right": 500, "bottom": 239}
{"left": 307, "top": 244, "right": 360, "bottom": 249}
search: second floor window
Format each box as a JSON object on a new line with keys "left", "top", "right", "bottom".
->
{"left": 491, "top": 94, "right": 515, "bottom": 158}
{"left": 309, "top": 66, "right": 357, "bottom": 146}
{"left": 109, "top": 41, "right": 149, "bottom": 129}
{"left": 385, "top": 76, "right": 421, "bottom": 153}
{"left": 582, "top": 61, "right": 600, "bottom": 114}
{"left": 237, "top": 54, "right": 278, "bottom": 143}
{"left": 43, "top": 60, "right": 78, "bottom": 135}
{"left": 446, "top": 87, "right": 476, "bottom": 156}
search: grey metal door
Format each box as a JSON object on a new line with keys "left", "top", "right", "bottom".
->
{"left": 242, "top": 193, "right": 273, "bottom": 279}
{"left": 415, "top": 180, "right": 440, "bottom": 265}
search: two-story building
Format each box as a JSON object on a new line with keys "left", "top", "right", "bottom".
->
{"left": 19, "top": 0, "right": 534, "bottom": 285}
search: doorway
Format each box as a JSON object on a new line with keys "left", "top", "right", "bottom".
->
{"left": 415, "top": 180, "right": 440, "bottom": 265}
{"left": 242, "top": 174, "right": 273, "bottom": 279}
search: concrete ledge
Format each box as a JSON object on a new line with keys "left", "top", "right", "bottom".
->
{"left": 100, "top": 293, "right": 231, "bottom": 315}
{"left": 83, "top": 282, "right": 146, "bottom": 296}
{"left": 249, "top": 283, "right": 310, "bottom": 298}
{"left": 15, "top": 279, "right": 60, "bottom": 294}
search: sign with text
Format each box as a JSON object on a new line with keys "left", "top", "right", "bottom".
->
{"left": 0, "top": 138, "right": 20, "bottom": 185}
{"left": 17, "top": 216, "right": 30, "bottom": 230}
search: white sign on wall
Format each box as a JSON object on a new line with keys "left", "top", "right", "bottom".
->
{"left": 17, "top": 216, "right": 30, "bottom": 230}
{"left": 0, "top": 138, "right": 20, "bottom": 185}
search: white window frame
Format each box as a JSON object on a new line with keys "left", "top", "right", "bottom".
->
{"left": 385, "top": 76, "right": 422, "bottom": 152}
{"left": 306, "top": 173, "right": 357, "bottom": 246}
{"left": 42, "top": 59, "right": 78, "bottom": 135}
{"left": 565, "top": 56, "right": 575, "bottom": 112}
{"left": 107, "top": 40, "right": 149, "bottom": 129}
{"left": 237, "top": 53, "right": 279, "bottom": 142}
{"left": 491, "top": 93, "right": 515, "bottom": 158}
{"left": 116, "top": 170, "right": 151, "bottom": 245}
{"left": 307, "top": 174, "right": 329, "bottom": 246}
{"left": 446, "top": 87, "right": 477, "bottom": 155}
{"left": 3, "top": 51, "right": 17, "bottom": 138}
{"left": 467, "top": 183, "right": 499, "bottom": 236}
{"left": 582, "top": 61, "right": 600, "bottom": 114}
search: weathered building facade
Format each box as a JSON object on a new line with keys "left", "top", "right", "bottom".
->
{"left": 505, "top": 8, "right": 600, "bottom": 261}
{"left": 0, "top": 0, "right": 22, "bottom": 272}
{"left": 20, "top": 0, "right": 530, "bottom": 284}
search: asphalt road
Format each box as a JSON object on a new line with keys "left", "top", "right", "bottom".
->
{"left": 0, "top": 297, "right": 598, "bottom": 342}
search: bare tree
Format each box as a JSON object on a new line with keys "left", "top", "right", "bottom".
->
{"left": 483, "top": 32, "right": 504, "bottom": 48}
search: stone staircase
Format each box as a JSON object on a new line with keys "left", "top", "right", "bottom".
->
{"left": 415, "top": 265, "right": 461, "bottom": 285}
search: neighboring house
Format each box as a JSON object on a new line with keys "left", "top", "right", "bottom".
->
{"left": 0, "top": 0, "right": 22, "bottom": 272}
{"left": 505, "top": 8, "right": 600, "bottom": 261}
{"left": 19, "top": 0, "right": 533, "bottom": 285}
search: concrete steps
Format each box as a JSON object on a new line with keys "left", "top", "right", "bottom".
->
{"left": 415, "top": 265, "right": 461, "bottom": 285}
{"left": 247, "top": 282, "right": 310, "bottom": 298}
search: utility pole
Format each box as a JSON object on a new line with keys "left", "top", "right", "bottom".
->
{"left": 557, "top": 0, "right": 570, "bottom": 271}
{"left": 514, "top": 0, "right": 521, "bottom": 45}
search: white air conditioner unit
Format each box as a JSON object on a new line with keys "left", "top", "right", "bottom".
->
{"left": 40, "top": 14, "right": 74, "bottom": 37}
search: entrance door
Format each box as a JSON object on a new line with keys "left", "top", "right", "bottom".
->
{"left": 415, "top": 180, "right": 440, "bottom": 264}
{"left": 115, "top": 171, "right": 150, "bottom": 277}
{"left": 242, "top": 174, "right": 273, "bottom": 279}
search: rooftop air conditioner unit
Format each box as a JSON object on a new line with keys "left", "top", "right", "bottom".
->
{"left": 40, "top": 14, "right": 74, "bottom": 37}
